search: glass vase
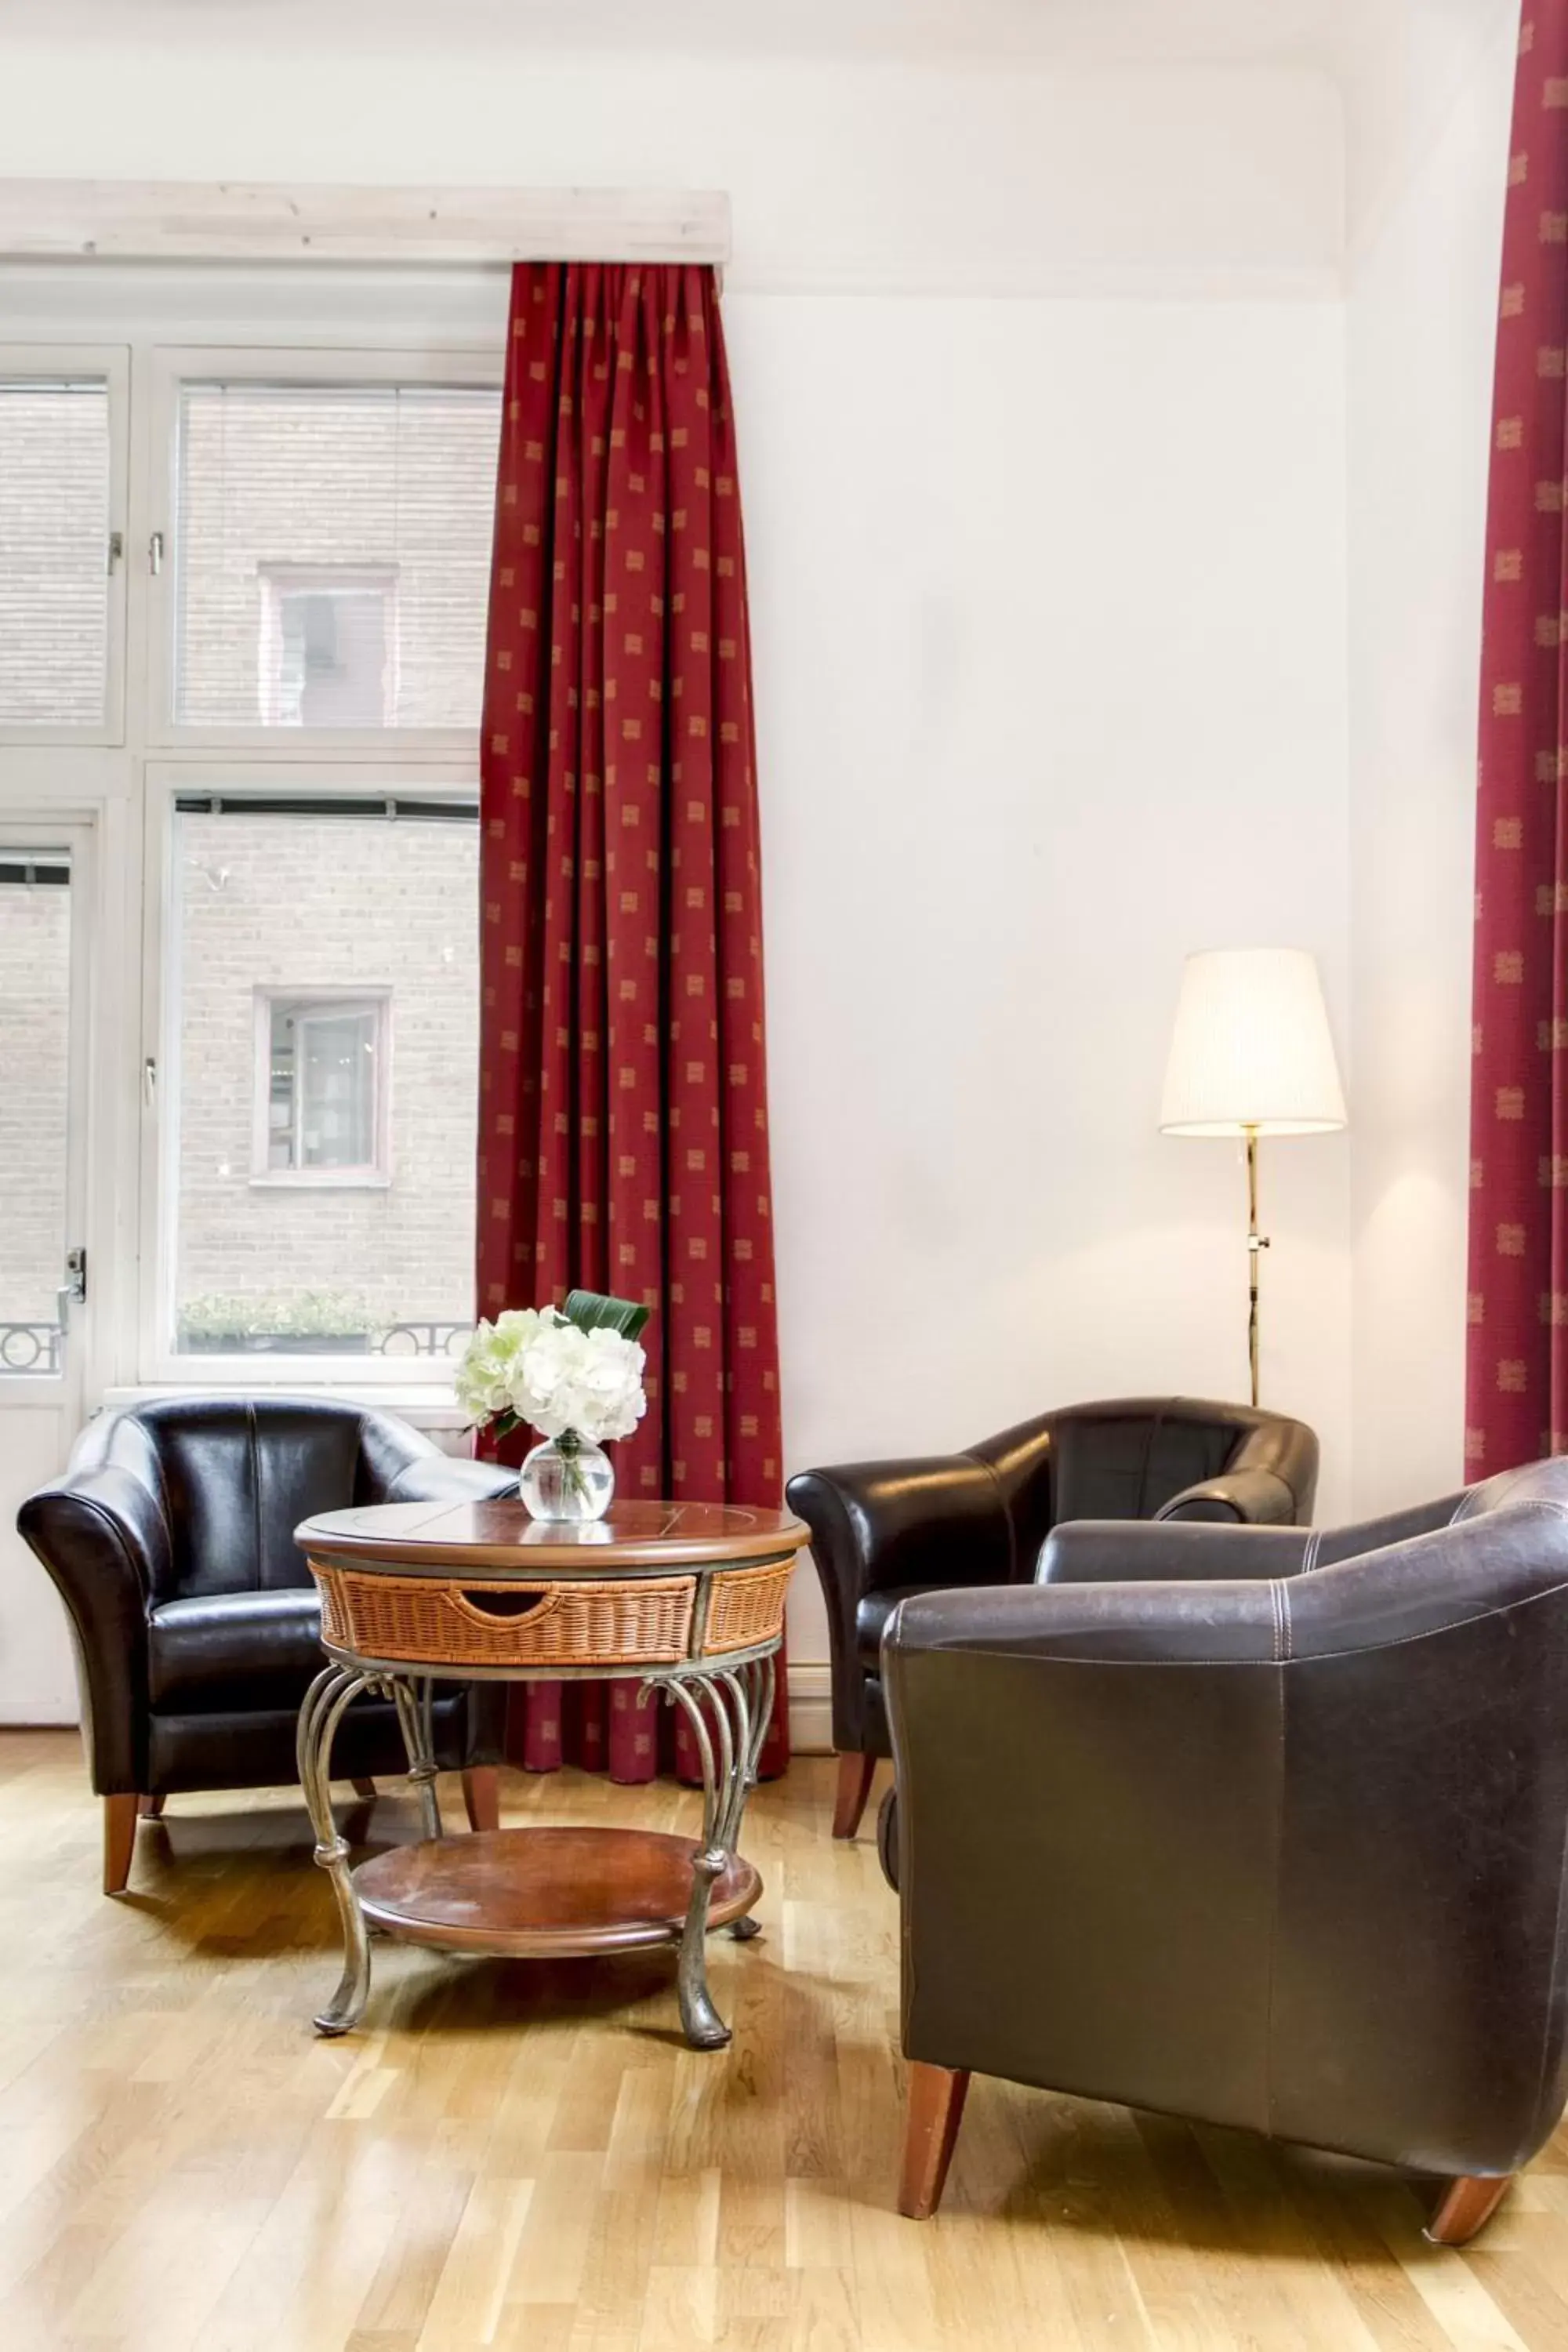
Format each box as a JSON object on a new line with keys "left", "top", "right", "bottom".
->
{"left": 518, "top": 1431, "right": 615, "bottom": 1523}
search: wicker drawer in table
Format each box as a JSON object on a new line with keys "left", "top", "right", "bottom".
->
{"left": 314, "top": 1563, "right": 699, "bottom": 1668}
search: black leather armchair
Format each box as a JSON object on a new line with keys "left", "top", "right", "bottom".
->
{"left": 880, "top": 1457, "right": 1568, "bottom": 2246}
{"left": 787, "top": 1396, "right": 1318, "bottom": 1836}
{"left": 17, "top": 1396, "right": 516, "bottom": 1893}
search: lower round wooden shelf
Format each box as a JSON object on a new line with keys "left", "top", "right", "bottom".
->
{"left": 351, "top": 1825, "right": 762, "bottom": 1959}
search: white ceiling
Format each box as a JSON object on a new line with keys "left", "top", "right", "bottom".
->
{"left": 0, "top": 0, "right": 1448, "bottom": 74}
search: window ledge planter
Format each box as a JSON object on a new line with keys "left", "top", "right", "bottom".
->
{"left": 180, "top": 1331, "right": 371, "bottom": 1356}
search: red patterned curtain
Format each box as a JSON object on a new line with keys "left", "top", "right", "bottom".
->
{"left": 477, "top": 261, "right": 787, "bottom": 1781}
{"left": 1468, "top": 6, "right": 1568, "bottom": 1474}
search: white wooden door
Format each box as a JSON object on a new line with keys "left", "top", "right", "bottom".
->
{"left": 0, "top": 817, "right": 93, "bottom": 1721}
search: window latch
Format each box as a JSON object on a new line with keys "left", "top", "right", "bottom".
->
{"left": 107, "top": 530, "right": 123, "bottom": 576}
{"left": 56, "top": 1247, "right": 86, "bottom": 1334}
{"left": 143, "top": 1054, "right": 158, "bottom": 1109}
{"left": 149, "top": 530, "right": 165, "bottom": 577}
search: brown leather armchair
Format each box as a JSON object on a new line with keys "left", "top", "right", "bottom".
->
{"left": 17, "top": 1396, "right": 516, "bottom": 1894}
{"left": 787, "top": 1396, "right": 1318, "bottom": 1837}
{"left": 880, "top": 1457, "right": 1568, "bottom": 2245}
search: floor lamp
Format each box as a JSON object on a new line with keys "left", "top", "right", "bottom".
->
{"left": 1159, "top": 948, "right": 1347, "bottom": 1408}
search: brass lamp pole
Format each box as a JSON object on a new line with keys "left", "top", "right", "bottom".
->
{"left": 1244, "top": 1125, "right": 1269, "bottom": 1410}
{"left": 1160, "top": 951, "right": 1346, "bottom": 1410}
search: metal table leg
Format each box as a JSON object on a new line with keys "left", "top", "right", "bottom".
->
{"left": 663, "top": 1652, "right": 775, "bottom": 2049}
{"left": 296, "top": 1662, "right": 380, "bottom": 2037}
{"left": 392, "top": 1674, "right": 444, "bottom": 1842}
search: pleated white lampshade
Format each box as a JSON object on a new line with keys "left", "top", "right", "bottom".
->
{"left": 1160, "top": 949, "right": 1347, "bottom": 1138}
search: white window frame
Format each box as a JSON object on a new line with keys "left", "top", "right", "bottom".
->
{"left": 140, "top": 763, "right": 479, "bottom": 1387}
{"left": 0, "top": 343, "right": 130, "bottom": 749}
{"left": 251, "top": 985, "right": 393, "bottom": 1187}
{"left": 143, "top": 344, "right": 501, "bottom": 755}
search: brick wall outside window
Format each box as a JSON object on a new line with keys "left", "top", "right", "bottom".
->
{"left": 172, "top": 812, "right": 477, "bottom": 1346}
{"left": 0, "top": 884, "right": 69, "bottom": 1327}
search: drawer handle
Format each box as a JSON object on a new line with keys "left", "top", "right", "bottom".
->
{"left": 450, "top": 1587, "right": 563, "bottom": 1627}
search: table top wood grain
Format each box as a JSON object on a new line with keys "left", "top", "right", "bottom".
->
{"left": 296, "top": 1495, "right": 808, "bottom": 1577}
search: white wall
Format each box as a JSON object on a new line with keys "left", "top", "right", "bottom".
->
{"left": 0, "top": 42, "right": 1341, "bottom": 297}
{"left": 0, "top": 32, "right": 1355, "bottom": 1727}
{"left": 1345, "top": 1, "right": 1515, "bottom": 1515}
{"left": 739, "top": 292, "right": 1351, "bottom": 1674}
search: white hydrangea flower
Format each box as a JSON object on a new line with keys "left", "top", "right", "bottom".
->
{"left": 453, "top": 1307, "right": 546, "bottom": 1428}
{"left": 456, "top": 1304, "right": 647, "bottom": 1446}
{"left": 511, "top": 1313, "right": 647, "bottom": 1443}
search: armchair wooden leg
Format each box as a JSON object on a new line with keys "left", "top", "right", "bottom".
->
{"left": 462, "top": 1766, "right": 500, "bottom": 1833}
{"left": 899, "top": 2063, "right": 970, "bottom": 2220}
{"left": 832, "top": 1751, "right": 877, "bottom": 1840}
{"left": 1425, "top": 2174, "right": 1514, "bottom": 2245}
{"left": 350, "top": 1778, "right": 377, "bottom": 1802}
{"left": 138, "top": 1793, "right": 165, "bottom": 1820}
{"left": 103, "top": 1794, "right": 139, "bottom": 1896}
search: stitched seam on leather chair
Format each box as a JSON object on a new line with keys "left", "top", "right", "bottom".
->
{"left": 965, "top": 1452, "right": 1018, "bottom": 1582}
{"left": 929, "top": 1578, "right": 1568, "bottom": 1667}
{"left": 1454, "top": 1471, "right": 1567, "bottom": 1526}
{"left": 1302, "top": 1531, "right": 1323, "bottom": 1573}
{"left": 246, "top": 1401, "right": 262, "bottom": 1593}
{"left": 1531, "top": 1789, "right": 1568, "bottom": 2154}
{"left": 1262, "top": 1658, "right": 1287, "bottom": 2140}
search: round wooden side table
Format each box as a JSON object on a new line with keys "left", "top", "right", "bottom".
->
{"left": 292, "top": 1496, "right": 804, "bottom": 2050}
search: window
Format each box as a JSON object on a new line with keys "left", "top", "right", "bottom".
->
{"left": 0, "top": 315, "right": 502, "bottom": 1389}
{"left": 133, "top": 346, "right": 500, "bottom": 1374}
{"left": 256, "top": 990, "right": 390, "bottom": 1181}
{"left": 0, "top": 849, "right": 72, "bottom": 1375}
{"left": 158, "top": 790, "right": 477, "bottom": 1367}
{"left": 170, "top": 374, "right": 499, "bottom": 734}
{"left": 260, "top": 567, "right": 398, "bottom": 728}
{"left": 0, "top": 368, "right": 121, "bottom": 733}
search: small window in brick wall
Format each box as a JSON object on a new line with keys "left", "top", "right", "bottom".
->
{"left": 254, "top": 990, "right": 390, "bottom": 1182}
{"left": 259, "top": 566, "right": 398, "bottom": 728}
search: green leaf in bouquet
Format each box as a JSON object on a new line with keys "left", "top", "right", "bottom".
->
{"left": 563, "top": 1287, "right": 651, "bottom": 1342}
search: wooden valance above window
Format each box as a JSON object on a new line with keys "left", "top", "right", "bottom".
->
{"left": 0, "top": 181, "right": 730, "bottom": 266}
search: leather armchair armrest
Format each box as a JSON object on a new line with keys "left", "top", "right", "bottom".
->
{"left": 787, "top": 1454, "right": 1016, "bottom": 1755}
{"left": 900, "top": 1497, "right": 1568, "bottom": 1666}
{"left": 1167, "top": 1414, "right": 1319, "bottom": 1525}
{"left": 1158, "top": 1464, "right": 1300, "bottom": 1525}
{"left": 354, "top": 1405, "right": 517, "bottom": 1508}
{"left": 786, "top": 1457, "right": 1015, "bottom": 1602}
{"left": 1037, "top": 1518, "right": 1316, "bottom": 1586}
{"left": 886, "top": 1573, "right": 1284, "bottom": 1667}
{"left": 16, "top": 1465, "right": 169, "bottom": 1794}
{"left": 382, "top": 1455, "right": 519, "bottom": 1507}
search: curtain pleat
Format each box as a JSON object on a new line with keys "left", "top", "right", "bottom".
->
{"left": 477, "top": 263, "right": 788, "bottom": 1780}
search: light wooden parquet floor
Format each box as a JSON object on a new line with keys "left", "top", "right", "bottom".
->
{"left": 1, "top": 1733, "right": 1566, "bottom": 2352}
